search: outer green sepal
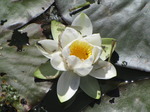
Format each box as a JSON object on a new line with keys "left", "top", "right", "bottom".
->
{"left": 34, "top": 61, "right": 60, "bottom": 79}
{"left": 80, "top": 76, "right": 101, "bottom": 99}
{"left": 51, "top": 20, "right": 66, "bottom": 41}
{"left": 100, "top": 38, "right": 116, "bottom": 61}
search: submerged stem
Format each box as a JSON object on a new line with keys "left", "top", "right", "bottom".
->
{"left": 69, "top": 2, "right": 91, "bottom": 12}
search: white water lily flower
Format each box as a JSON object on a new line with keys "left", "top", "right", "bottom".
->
{"left": 36, "top": 13, "right": 117, "bottom": 102}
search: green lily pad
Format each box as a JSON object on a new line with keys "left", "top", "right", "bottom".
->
{"left": 0, "top": 23, "right": 51, "bottom": 111}
{"left": 83, "top": 79, "right": 150, "bottom": 112}
{"left": 0, "top": 0, "right": 54, "bottom": 30}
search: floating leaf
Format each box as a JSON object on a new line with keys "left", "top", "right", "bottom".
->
{"left": 83, "top": 79, "right": 150, "bottom": 112}
{"left": 0, "top": 23, "right": 51, "bottom": 111}
{"left": 0, "top": 0, "right": 54, "bottom": 30}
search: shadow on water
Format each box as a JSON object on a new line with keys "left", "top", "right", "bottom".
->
{"left": 7, "top": 30, "right": 29, "bottom": 52}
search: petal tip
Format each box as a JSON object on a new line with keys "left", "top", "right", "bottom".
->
{"left": 80, "top": 13, "right": 87, "bottom": 17}
{"left": 72, "top": 13, "right": 93, "bottom": 36}
{"left": 57, "top": 94, "right": 68, "bottom": 103}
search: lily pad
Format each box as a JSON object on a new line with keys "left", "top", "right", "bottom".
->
{"left": 83, "top": 79, "right": 150, "bottom": 112}
{"left": 0, "top": 0, "right": 54, "bottom": 30}
{"left": 55, "top": 0, "right": 150, "bottom": 72}
{"left": 0, "top": 23, "right": 51, "bottom": 111}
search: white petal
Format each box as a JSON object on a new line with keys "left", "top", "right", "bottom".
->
{"left": 84, "top": 34, "right": 101, "bottom": 47}
{"left": 61, "top": 43, "right": 70, "bottom": 59}
{"left": 89, "top": 60, "right": 117, "bottom": 79}
{"left": 74, "top": 65, "right": 93, "bottom": 77}
{"left": 36, "top": 39, "right": 58, "bottom": 59}
{"left": 57, "top": 71, "right": 80, "bottom": 102}
{"left": 51, "top": 52, "right": 66, "bottom": 71}
{"left": 67, "top": 56, "right": 93, "bottom": 77}
{"left": 72, "top": 13, "right": 93, "bottom": 36}
{"left": 60, "top": 27, "right": 81, "bottom": 48}
{"left": 92, "top": 46, "right": 102, "bottom": 63}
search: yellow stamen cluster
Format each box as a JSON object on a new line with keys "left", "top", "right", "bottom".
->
{"left": 69, "top": 40, "right": 93, "bottom": 60}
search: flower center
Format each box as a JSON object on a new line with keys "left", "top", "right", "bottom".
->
{"left": 69, "top": 40, "right": 93, "bottom": 60}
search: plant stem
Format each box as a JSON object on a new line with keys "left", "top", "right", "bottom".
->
{"left": 69, "top": 2, "right": 91, "bottom": 12}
